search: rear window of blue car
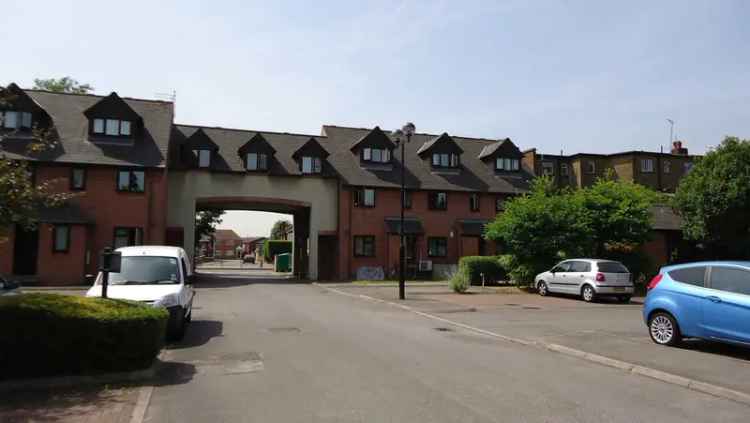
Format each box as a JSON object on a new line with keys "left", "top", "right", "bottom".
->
{"left": 668, "top": 266, "right": 706, "bottom": 287}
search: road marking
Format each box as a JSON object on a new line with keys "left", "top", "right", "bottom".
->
{"left": 314, "top": 283, "right": 750, "bottom": 407}
{"left": 129, "top": 385, "right": 153, "bottom": 423}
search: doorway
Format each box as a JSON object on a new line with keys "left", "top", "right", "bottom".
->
{"left": 13, "top": 225, "right": 39, "bottom": 275}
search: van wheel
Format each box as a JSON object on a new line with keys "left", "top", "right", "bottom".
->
{"left": 537, "top": 281, "right": 548, "bottom": 296}
{"left": 649, "top": 312, "right": 681, "bottom": 346}
{"left": 581, "top": 285, "right": 596, "bottom": 302}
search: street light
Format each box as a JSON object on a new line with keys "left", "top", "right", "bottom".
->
{"left": 392, "top": 122, "right": 415, "bottom": 300}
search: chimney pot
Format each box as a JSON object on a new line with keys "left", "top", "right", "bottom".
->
{"left": 670, "top": 140, "right": 688, "bottom": 156}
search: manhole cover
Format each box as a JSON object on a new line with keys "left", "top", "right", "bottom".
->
{"left": 267, "top": 327, "right": 301, "bottom": 333}
{"left": 434, "top": 327, "right": 453, "bottom": 332}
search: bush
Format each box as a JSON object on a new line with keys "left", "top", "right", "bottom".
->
{"left": 457, "top": 256, "right": 506, "bottom": 285}
{"left": 263, "top": 240, "right": 293, "bottom": 261}
{"left": 0, "top": 293, "right": 168, "bottom": 380}
{"left": 498, "top": 254, "right": 541, "bottom": 286}
{"left": 449, "top": 273, "right": 469, "bottom": 293}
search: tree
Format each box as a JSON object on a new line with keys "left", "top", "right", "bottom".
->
{"left": 270, "top": 220, "right": 293, "bottom": 240}
{"left": 33, "top": 77, "right": 93, "bottom": 94}
{"left": 673, "top": 137, "right": 750, "bottom": 258}
{"left": 0, "top": 85, "right": 73, "bottom": 243}
{"left": 194, "top": 210, "right": 225, "bottom": 247}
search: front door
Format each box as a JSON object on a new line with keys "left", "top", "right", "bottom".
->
{"left": 549, "top": 261, "right": 572, "bottom": 294}
{"left": 703, "top": 265, "right": 750, "bottom": 344}
{"left": 317, "top": 235, "right": 337, "bottom": 281}
{"left": 13, "top": 225, "right": 39, "bottom": 275}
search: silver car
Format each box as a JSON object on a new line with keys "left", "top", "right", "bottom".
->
{"left": 534, "top": 259, "right": 634, "bottom": 303}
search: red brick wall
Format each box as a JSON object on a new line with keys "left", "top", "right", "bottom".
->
{"left": 338, "top": 187, "right": 504, "bottom": 279}
{"left": 36, "top": 224, "right": 88, "bottom": 285}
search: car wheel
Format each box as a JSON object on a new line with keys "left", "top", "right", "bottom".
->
{"left": 168, "top": 308, "right": 187, "bottom": 341}
{"left": 649, "top": 312, "right": 681, "bottom": 346}
{"left": 581, "top": 285, "right": 596, "bottom": 302}
{"left": 617, "top": 295, "right": 631, "bottom": 304}
{"left": 537, "top": 281, "right": 548, "bottom": 296}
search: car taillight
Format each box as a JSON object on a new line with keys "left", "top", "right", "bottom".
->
{"left": 647, "top": 274, "right": 663, "bottom": 291}
{"left": 595, "top": 272, "right": 606, "bottom": 282}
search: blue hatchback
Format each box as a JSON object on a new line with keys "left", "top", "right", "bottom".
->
{"left": 643, "top": 261, "right": 750, "bottom": 347}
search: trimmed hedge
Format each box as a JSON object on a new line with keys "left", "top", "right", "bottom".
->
{"left": 0, "top": 293, "right": 168, "bottom": 380}
{"left": 458, "top": 256, "right": 506, "bottom": 285}
{"left": 264, "top": 240, "right": 293, "bottom": 261}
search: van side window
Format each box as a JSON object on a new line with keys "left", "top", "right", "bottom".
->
{"left": 668, "top": 266, "right": 706, "bottom": 287}
{"left": 710, "top": 266, "right": 750, "bottom": 295}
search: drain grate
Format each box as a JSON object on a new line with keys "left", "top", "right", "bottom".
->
{"left": 434, "top": 327, "right": 454, "bottom": 332}
{"left": 505, "top": 303, "right": 520, "bottom": 306}
{"left": 267, "top": 327, "right": 301, "bottom": 333}
{"left": 523, "top": 306, "right": 541, "bottom": 310}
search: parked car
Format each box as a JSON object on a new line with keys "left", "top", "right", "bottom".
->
{"left": 535, "top": 259, "right": 633, "bottom": 303}
{"left": 643, "top": 261, "right": 750, "bottom": 347}
{"left": 0, "top": 276, "right": 21, "bottom": 296}
{"left": 86, "top": 246, "right": 195, "bottom": 340}
{"left": 242, "top": 254, "right": 255, "bottom": 264}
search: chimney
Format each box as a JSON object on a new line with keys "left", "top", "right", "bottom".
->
{"left": 670, "top": 140, "right": 688, "bottom": 156}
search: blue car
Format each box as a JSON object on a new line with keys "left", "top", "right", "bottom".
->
{"left": 643, "top": 261, "right": 750, "bottom": 347}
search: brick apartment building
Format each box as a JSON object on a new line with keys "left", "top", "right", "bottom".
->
{"left": 213, "top": 229, "right": 243, "bottom": 259}
{"left": 1, "top": 83, "right": 699, "bottom": 284}
{"left": 0, "top": 84, "right": 171, "bottom": 285}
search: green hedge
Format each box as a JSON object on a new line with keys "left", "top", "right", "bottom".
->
{"left": 458, "top": 256, "right": 506, "bottom": 285}
{"left": 264, "top": 240, "right": 293, "bottom": 261}
{"left": 0, "top": 293, "right": 168, "bottom": 380}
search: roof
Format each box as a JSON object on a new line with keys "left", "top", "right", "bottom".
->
{"left": 37, "top": 203, "right": 93, "bottom": 224}
{"left": 241, "top": 236, "right": 266, "bottom": 243}
{"left": 213, "top": 229, "right": 242, "bottom": 241}
{"left": 416, "top": 133, "right": 463, "bottom": 156}
{"left": 384, "top": 217, "right": 425, "bottom": 234}
{"left": 1, "top": 88, "right": 173, "bottom": 168}
{"left": 477, "top": 138, "right": 520, "bottom": 160}
{"left": 322, "top": 126, "right": 532, "bottom": 194}
{"left": 651, "top": 205, "right": 682, "bottom": 231}
{"left": 116, "top": 245, "right": 186, "bottom": 257}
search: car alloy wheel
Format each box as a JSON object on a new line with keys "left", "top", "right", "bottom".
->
{"left": 649, "top": 313, "right": 679, "bottom": 346}
{"left": 538, "top": 282, "right": 548, "bottom": 296}
{"left": 582, "top": 285, "right": 595, "bottom": 302}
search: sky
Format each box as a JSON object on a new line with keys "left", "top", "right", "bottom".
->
{"left": 217, "top": 211, "right": 291, "bottom": 238}
{"left": 3, "top": 0, "right": 748, "bottom": 234}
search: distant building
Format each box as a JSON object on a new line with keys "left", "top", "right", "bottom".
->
{"left": 213, "top": 229, "right": 243, "bottom": 259}
{"left": 241, "top": 236, "right": 267, "bottom": 256}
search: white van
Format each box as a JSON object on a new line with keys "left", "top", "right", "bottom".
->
{"left": 86, "top": 246, "right": 195, "bottom": 340}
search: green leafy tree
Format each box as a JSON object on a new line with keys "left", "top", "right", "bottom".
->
{"left": 270, "top": 220, "right": 293, "bottom": 240}
{"left": 673, "top": 137, "right": 750, "bottom": 258}
{"left": 0, "top": 85, "right": 72, "bottom": 243}
{"left": 33, "top": 77, "right": 93, "bottom": 94}
{"left": 194, "top": 210, "right": 225, "bottom": 247}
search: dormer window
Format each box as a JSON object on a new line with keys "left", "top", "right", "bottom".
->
{"left": 432, "top": 153, "right": 460, "bottom": 168}
{"left": 301, "top": 156, "right": 322, "bottom": 174}
{"left": 246, "top": 153, "right": 268, "bottom": 171}
{"left": 495, "top": 157, "right": 519, "bottom": 171}
{"left": 363, "top": 147, "right": 391, "bottom": 163}
{"left": 195, "top": 150, "right": 211, "bottom": 168}
{"left": 2, "top": 111, "right": 33, "bottom": 130}
{"left": 93, "top": 118, "right": 131, "bottom": 136}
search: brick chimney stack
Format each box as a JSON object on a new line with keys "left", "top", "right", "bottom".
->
{"left": 670, "top": 140, "right": 688, "bottom": 155}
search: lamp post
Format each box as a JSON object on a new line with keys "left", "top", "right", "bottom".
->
{"left": 392, "top": 122, "right": 415, "bottom": 300}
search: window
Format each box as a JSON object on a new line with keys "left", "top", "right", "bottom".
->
{"left": 117, "top": 169, "right": 145, "bottom": 192}
{"left": 495, "top": 196, "right": 505, "bottom": 212}
{"left": 106, "top": 256, "right": 180, "bottom": 285}
{"left": 641, "top": 158, "right": 655, "bottom": 173}
{"left": 354, "top": 188, "right": 375, "bottom": 207}
{"left": 663, "top": 160, "right": 671, "bottom": 174}
{"left": 2, "top": 110, "right": 32, "bottom": 129}
{"left": 302, "top": 156, "right": 322, "bottom": 174}
{"left": 353, "top": 236, "right": 375, "bottom": 257}
{"left": 246, "top": 153, "right": 268, "bottom": 171}
{"left": 432, "top": 153, "right": 460, "bottom": 168}
{"left": 569, "top": 261, "right": 591, "bottom": 272}
{"left": 668, "top": 266, "right": 706, "bottom": 287}
{"left": 363, "top": 147, "right": 390, "bottom": 163}
{"left": 495, "top": 157, "right": 519, "bottom": 171}
{"left": 403, "top": 190, "right": 412, "bottom": 209}
{"left": 683, "top": 162, "right": 693, "bottom": 174}
{"left": 113, "top": 227, "right": 143, "bottom": 249}
{"left": 551, "top": 262, "right": 572, "bottom": 273}
{"left": 70, "top": 168, "right": 86, "bottom": 190}
{"left": 53, "top": 225, "right": 70, "bottom": 253}
{"left": 195, "top": 150, "right": 211, "bottom": 168}
{"left": 709, "top": 266, "right": 750, "bottom": 295}
{"left": 542, "top": 162, "right": 554, "bottom": 176}
{"left": 428, "top": 237, "right": 448, "bottom": 257}
{"left": 93, "top": 118, "right": 132, "bottom": 136}
{"left": 428, "top": 192, "right": 447, "bottom": 210}
{"left": 3, "top": 111, "right": 17, "bottom": 129}
{"left": 469, "top": 193, "right": 480, "bottom": 212}
{"left": 597, "top": 262, "right": 629, "bottom": 273}
{"left": 560, "top": 163, "right": 569, "bottom": 176}
{"left": 586, "top": 161, "right": 596, "bottom": 174}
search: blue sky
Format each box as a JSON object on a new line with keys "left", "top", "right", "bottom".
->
{"left": 3, "top": 1, "right": 748, "bottom": 236}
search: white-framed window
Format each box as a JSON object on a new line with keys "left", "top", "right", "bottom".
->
{"left": 586, "top": 161, "right": 596, "bottom": 174}
{"left": 93, "top": 118, "right": 105, "bottom": 133}
{"left": 363, "top": 147, "right": 390, "bottom": 163}
{"left": 3, "top": 111, "right": 18, "bottom": 129}
{"left": 663, "top": 160, "right": 671, "bottom": 174}
{"left": 93, "top": 118, "right": 132, "bottom": 136}
{"left": 246, "top": 153, "right": 268, "bottom": 171}
{"left": 120, "top": 120, "right": 131, "bottom": 136}
{"left": 560, "top": 163, "right": 569, "bottom": 176}
{"left": 105, "top": 119, "right": 120, "bottom": 136}
{"left": 496, "top": 157, "right": 504, "bottom": 170}
{"left": 372, "top": 148, "right": 382, "bottom": 162}
{"left": 641, "top": 158, "right": 655, "bottom": 173}
{"left": 363, "top": 148, "right": 371, "bottom": 161}
{"left": 195, "top": 150, "right": 211, "bottom": 168}
{"left": 302, "top": 156, "right": 322, "bottom": 174}
{"left": 2, "top": 111, "right": 33, "bottom": 129}
{"left": 542, "top": 161, "right": 554, "bottom": 176}
{"left": 355, "top": 188, "right": 376, "bottom": 207}
{"left": 21, "top": 112, "right": 32, "bottom": 128}
{"left": 53, "top": 225, "right": 70, "bottom": 253}
{"left": 432, "top": 154, "right": 440, "bottom": 166}
{"left": 450, "top": 153, "right": 459, "bottom": 167}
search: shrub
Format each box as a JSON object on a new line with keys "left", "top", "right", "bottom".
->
{"left": 263, "top": 240, "right": 293, "bottom": 261}
{"left": 456, "top": 256, "right": 506, "bottom": 285}
{"left": 498, "top": 254, "right": 540, "bottom": 286}
{"left": 0, "top": 293, "right": 168, "bottom": 380}
{"left": 449, "top": 273, "right": 469, "bottom": 293}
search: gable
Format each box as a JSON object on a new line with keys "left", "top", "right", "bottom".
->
{"left": 184, "top": 128, "right": 219, "bottom": 151}
{"left": 478, "top": 138, "right": 522, "bottom": 161}
{"left": 416, "top": 132, "right": 463, "bottom": 157}
{"left": 237, "top": 133, "right": 277, "bottom": 156}
{"left": 84, "top": 92, "right": 142, "bottom": 122}
{"left": 349, "top": 126, "right": 396, "bottom": 152}
{"left": 292, "top": 137, "right": 329, "bottom": 159}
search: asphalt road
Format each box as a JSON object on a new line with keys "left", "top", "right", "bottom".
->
{"left": 144, "top": 275, "right": 750, "bottom": 422}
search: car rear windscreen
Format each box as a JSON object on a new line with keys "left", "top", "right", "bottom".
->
{"left": 597, "top": 262, "right": 629, "bottom": 273}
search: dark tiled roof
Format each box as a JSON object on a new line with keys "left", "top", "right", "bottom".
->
{"left": 651, "top": 205, "right": 682, "bottom": 231}
{"left": 1, "top": 89, "right": 173, "bottom": 168}
{"left": 384, "top": 217, "right": 425, "bottom": 234}
{"left": 458, "top": 219, "right": 489, "bottom": 236}
{"left": 214, "top": 229, "right": 241, "bottom": 241}
{"left": 323, "top": 126, "right": 532, "bottom": 194}
{"left": 478, "top": 138, "right": 520, "bottom": 160}
{"left": 415, "top": 133, "right": 463, "bottom": 156}
{"left": 38, "top": 203, "right": 93, "bottom": 224}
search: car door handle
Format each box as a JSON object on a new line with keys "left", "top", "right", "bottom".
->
{"left": 707, "top": 296, "right": 722, "bottom": 303}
